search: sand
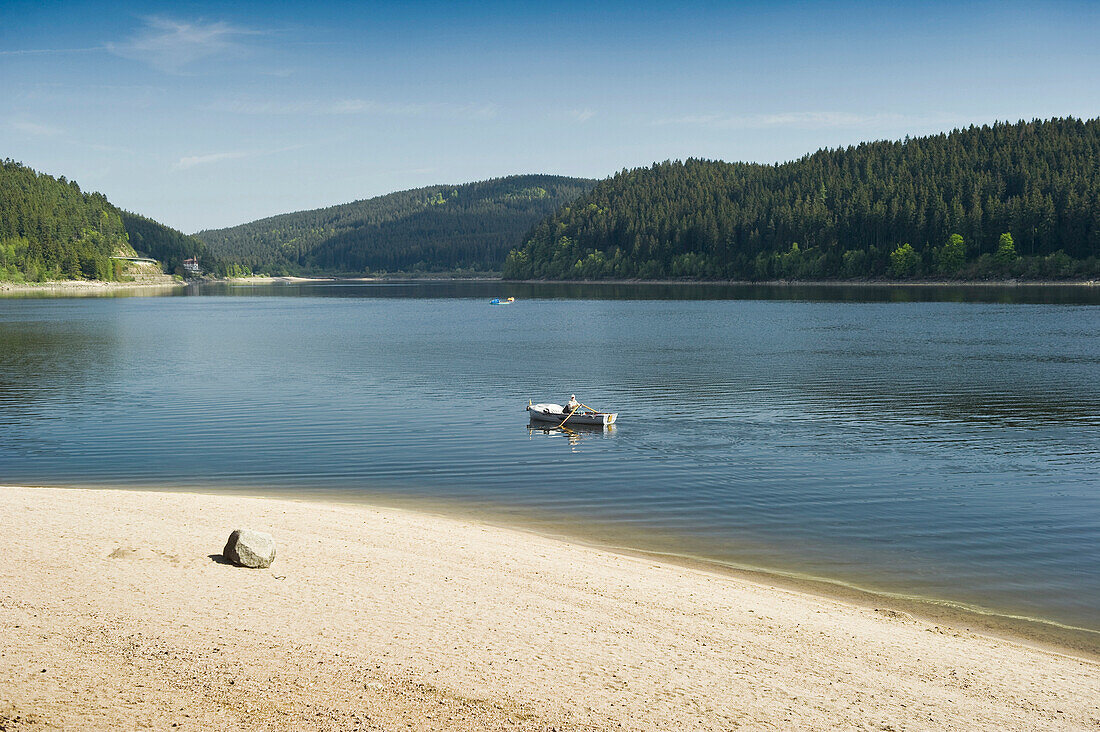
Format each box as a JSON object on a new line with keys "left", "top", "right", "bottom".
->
{"left": 0, "top": 486, "right": 1096, "bottom": 731}
{"left": 224, "top": 275, "right": 343, "bottom": 284}
{"left": 0, "top": 280, "right": 184, "bottom": 296}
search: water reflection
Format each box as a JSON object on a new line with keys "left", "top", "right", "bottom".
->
{"left": 191, "top": 279, "right": 1100, "bottom": 305}
{"left": 0, "top": 315, "right": 123, "bottom": 418}
{"left": 1, "top": 289, "right": 1098, "bottom": 637}
{"left": 527, "top": 422, "right": 617, "bottom": 450}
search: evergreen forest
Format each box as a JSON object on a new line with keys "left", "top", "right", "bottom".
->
{"left": 195, "top": 175, "right": 596, "bottom": 275}
{"left": 504, "top": 118, "right": 1100, "bottom": 281}
{"left": 0, "top": 159, "right": 216, "bottom": 281}
{"left": 119, "top": 210, "right": 221, "bottom": 276}
{"left": 0, "top": 159, "right": 133, "bottom": 282}
{"left": 7, "top": 118, "right": 1100, "bottom": 285}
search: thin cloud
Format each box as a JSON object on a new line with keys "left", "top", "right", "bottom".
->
{"left": 653, "top": 111, "right": 949, "bottom": 130}
{"left": 206, "top": 97, "right": 499, "bottom": 121}
{"left": 90, "top": 143, "right": 137, "bottom": 155}
{"left": 0, "top": 47, "right": 103, "bottom": 56}
{"left": 175, "top": 151, "right": 250, "bottom": 170}
{"left": 568, "top": 109, "right": 596, "bottom": 123}
{"left": 174, "top": 144, "right": 305, "bottom": 170}
{"left": 333, "top": 99, "right": 497, "bottom": 120}
{"left": 107, "top": 17, "right": 263, "bottom": 72}
{"left": 326, "top": 99, "right": 434, "bottom": 116}
{"left": 11, "top": 120, "right": 64, "bottom": 136}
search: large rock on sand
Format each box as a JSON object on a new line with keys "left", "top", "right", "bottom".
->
{"left": 223, "top": 529, "right": 276, "bottom": 568}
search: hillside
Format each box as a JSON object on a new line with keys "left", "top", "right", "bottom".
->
{"left": 504, "top": 118, "right": 1100, "bottom": 281}
{"left": 0, "top": 159, "right": 136, "bottom": 281}
{"left": 195, "top": 175, "right": 596, "bottom": 275}
{"left": 0, "top": 159, "right": 214, "bottom": 282}
{"left": 119, "top": 210, "right": 222, "bottom": 276}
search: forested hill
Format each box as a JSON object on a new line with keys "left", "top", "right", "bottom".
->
{"left": 195, "top": 175, "right": 596, "bottom": 275}
{"left": 1, "top": 159, "right": 135, "bottom": 281}
{"left": 0, "top": 159, "right": 215, "bottom": 281}
{"left": 504, "top": 118, "right": 1100, "bottom": 281}
{"left": 118, "top": 211, "right": 220, "bottom": 276}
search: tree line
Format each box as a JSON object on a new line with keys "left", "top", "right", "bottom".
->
{"left": 0, "top": 160, "right": 131, "bottom": 281}
{"left": 118, "top": 210, "right": 222, "bottom": 277}
{"left": 195, "top": 175, "right": 596, "bottom": 275}
{"left": 503, "top": 118, "right": 1100, "bottom": 281}
{"left": 0, "top": 159, "right": 220, "bottom": 282}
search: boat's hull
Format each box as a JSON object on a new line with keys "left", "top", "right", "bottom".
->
{"left": 527, "top": 406, "right": 617, "bottom": 426}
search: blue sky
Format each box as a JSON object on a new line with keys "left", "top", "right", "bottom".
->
{"left": 3, "top": 1, "right": 1099, "bottom": 232}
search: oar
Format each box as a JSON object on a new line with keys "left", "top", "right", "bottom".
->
{"left": 556, "top": 397, "right": 609, "bottom": 427}
{"left": 555, "top": 402, "right": 583, "bottom": 429}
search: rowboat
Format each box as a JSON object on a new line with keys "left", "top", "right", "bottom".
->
{"left": 526, "top": 402, "right": 617, "bottom": 426}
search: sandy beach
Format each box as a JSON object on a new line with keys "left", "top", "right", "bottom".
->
{"left": 1, "top": 486, "right": 1097, "bottom": 730}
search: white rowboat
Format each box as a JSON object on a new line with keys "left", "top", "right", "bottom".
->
{"left": 526, "top": 403, "right": 617, "bottom": 426}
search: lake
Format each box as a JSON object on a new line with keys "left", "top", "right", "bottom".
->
{"left": 1, "top": 281, "right": 1098, "bottom": 644}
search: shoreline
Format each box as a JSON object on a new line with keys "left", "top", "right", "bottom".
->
{"left": 225, "top": 274, "right": 1100, "bottom": 287}
{"left": 4, "top": 275, "right": 1095, "bottom": 297}
{"left": 189, "top": 482, "right": 1100, "bottom": 660}
{"left": 0, "top": 278, "right": 186, "bottom": 296}
{"left": 2, "top": 485, "right": 1097, "bottom": 729}
{"left": 134, "top": 484, "right": 1100, "bottom": 660}
{"left": 507, "top": 277, "right": 1100, "bottom": 287}
{"left": 609, "top": 541, "right": 1100, "bottom": 659}
{"left": 223, "top": 274, "right": 502, "bottom": 285}
{"left": 5, "top": 274, "right": 1095, "bottom": 293}
{"left": 16, "top": 482, "right": 1096, "bottom": 657}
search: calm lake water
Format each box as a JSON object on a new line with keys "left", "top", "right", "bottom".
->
{"left": 1, "top": 281, "right": 1098, "bottom": 639}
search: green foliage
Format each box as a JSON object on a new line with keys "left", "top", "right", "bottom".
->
{"left": 934, "top": 234, "right": 966, "bottom": 275}
{"left": 0, "top": 160, "right": 134, "bottom": 281}
{"left": 223, "top": 262, "right": 253, "bottom": 277}
{"left": 889, "top": 244, "right": 920, "bottom": 277}
{"left": 196, "top": 175, "right": 596, "bottom": 275}
{"left": 0, "top": 236, "right": 30, "bottom": 282}
{"left": 504, "top": 118, "right": 1100, "bottom": 281}
{"left": 120, "top": 210, "right": 218, "bottom": 275}
{"left": 841, "top": 249, "right": 868, "bottom": 277}
{"left": 0, "top": 160, "right": 223, "bottom": 282}
{"left": 501, "top": 186, "right": 549, "bottom": 201}
{"left": 995, "top": 232, "right": 1018, "bottom": 263}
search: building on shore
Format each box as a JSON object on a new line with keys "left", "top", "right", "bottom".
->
{"left": 183, "top": 258, "right": 201, "bottom": 274}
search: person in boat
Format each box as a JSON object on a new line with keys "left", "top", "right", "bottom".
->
{"left": 565, "top": 394, "right": 580, "bottom": 413}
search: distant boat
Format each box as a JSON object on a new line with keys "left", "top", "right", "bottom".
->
{"left": 526, "top": 402, "right": 617, "bottom": 426}
{"left": 490, "top": 297, "right": 515, "bottom": 305}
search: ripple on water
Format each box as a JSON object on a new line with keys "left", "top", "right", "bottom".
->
{"left": 0, "top": 284, "right": 1098, "bottom": 637}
